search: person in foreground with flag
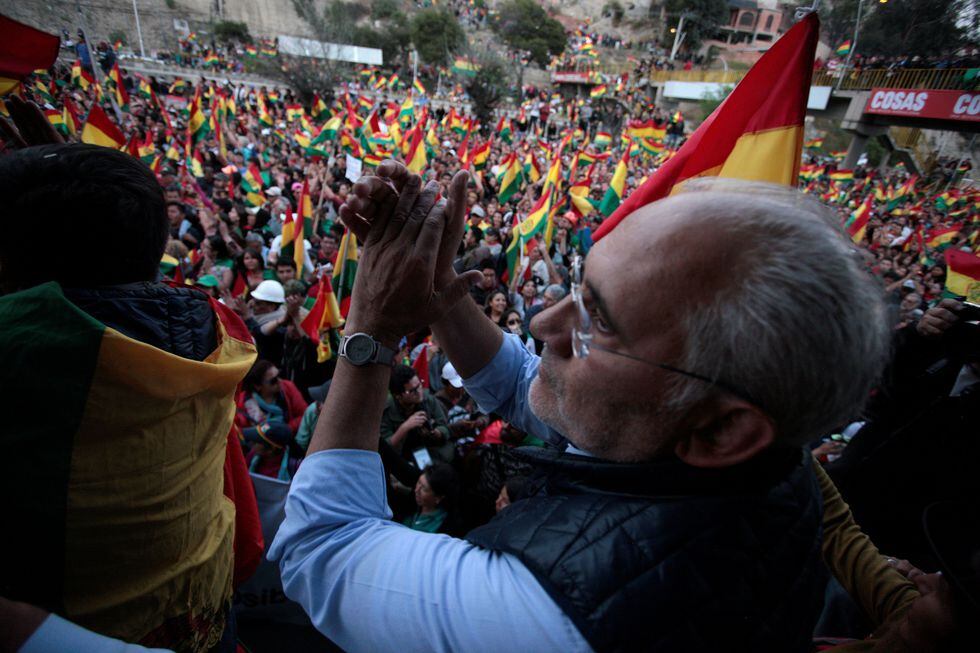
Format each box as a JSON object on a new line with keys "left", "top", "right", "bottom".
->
{"left": 0, "top": 142, "right": 259, "bottom": 653}
{"left": 265, "top": 151, "right": 929, "bottom": 651}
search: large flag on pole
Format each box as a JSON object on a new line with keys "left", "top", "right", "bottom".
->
{"left": 0, "top": 15, "right": 59, "bottom": 95}
{"left": 593, "top": 12, "right": 819, "bottom": 240}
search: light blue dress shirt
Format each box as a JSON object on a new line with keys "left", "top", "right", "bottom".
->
{"left": 18, "top": 615, "right": 172, "bottom": 653}
{"left": 269, "top": 334, "right": 592, "bottom": 653}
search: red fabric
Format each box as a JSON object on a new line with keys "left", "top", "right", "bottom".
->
{"left": 413, "top": 345, "right": 430, "bottom": 389}
{"left": 0, "top": 15, "right": 60, "bottom": 79}
{"left": 279, "top": 378, "right": 309, "bottom": 433}
{"left": 209, "top": 294, "right": 254, "bottom": 343}
{"left": 223, "top": 427, "right": 263, "bottom": 587}
{"left": 594, "top": 13, "right": 819, "bottom": 240}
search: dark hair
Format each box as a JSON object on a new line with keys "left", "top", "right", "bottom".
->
{"left": 468, "top": 226, "right": 484, "bottom": 242}
{"left": 499, "top": 308, "right": 522, "bottom": 329}
{"left": 423, "top": 462, "right": 460, "bottom": 525}
{"left": 275, "top": 258, "right": 297, "bottom": 272}
{"left": 389, "top": 364, "right": 418, "bottom": 396}
{"left": 0, "top": 144, "right": 167, "bottom": 288}
{"left": 206, "top": 234, "right": 231, "bottom": 260}
{"left": 244, "top": 359, "right": 276, "bottom": 393}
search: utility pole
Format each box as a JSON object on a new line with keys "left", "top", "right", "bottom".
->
{"left": 132, "top": 0, "right": 146, "bottom": 58}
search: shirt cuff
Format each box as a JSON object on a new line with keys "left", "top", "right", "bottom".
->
{"left": 19, "top": 614, "right": 172, "bottom": 653}
{"left": 462, "top": 332, "right": 527, "bottom": 415}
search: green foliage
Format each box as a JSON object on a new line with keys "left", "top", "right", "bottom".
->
{"left": 353, "top": 24, "right": 411, "bottom": 64}
{"left": 371, "top": 0, "right": 400, "bottom": 21}
{"left": 164, "top": 0, "right": 176, "bottom": 9}
{"left": 698, "top": 84, "right": 732, "bottom": 121}
{"left": 664, "top": 0, "right": 727, "bottom": 51}
{"left": 108, "top": 30, "right": 127, "bottom": 46}
{"left": 492, "top": 0, "right": 566, "bottom": 68}
{"left": 857, "top": 0, "right": 966, "bottom": 58}
{"left": 819, "top": 0, "right": 860, "bottom": 51}
{"left": 603, "top": 1, "right": 625, "bottom": 25}
{"left": 410, "top": 9, "right": 466, "bottom": 66}
{"left": 212, "top": 20, "right": 251, "bottom": 43}
{"left": 467, "top": 57, "right": 509, "bottom": 126}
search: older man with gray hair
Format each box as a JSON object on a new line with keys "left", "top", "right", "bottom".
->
{"left": 269, "top": 165, "right": 892, "bottom": 652}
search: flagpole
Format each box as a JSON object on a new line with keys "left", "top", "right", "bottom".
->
{"left": 132, "top": 0, "right": 146, "bottom": 58}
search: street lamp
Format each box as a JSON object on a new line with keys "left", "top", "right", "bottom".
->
{"left": 669, "top": 12, "right": 696, "bottom": 61}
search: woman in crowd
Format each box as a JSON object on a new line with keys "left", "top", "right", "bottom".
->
{"left": 483, "top": 290, "right": 508, "bottom": 325}
{"left": 236, "top": 359, "right": 308, "bottom": 436}
{"left": 403, "top": 463, "right": 461, "bottom": 536}
{"left": 239, "top": 248, "right": 274, "bottom": 291}
{"left": 499, "top": 308, "right": 536, "bottom": 354}
{"left": 509, "top": 277, "right": 541, "bottom": 320}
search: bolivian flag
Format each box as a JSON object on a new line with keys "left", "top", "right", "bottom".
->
{"left": 926, "top": 224, "right": 962, "bottom": 251}
{"left": 506, "top": 188, "right": 555, "bottom": 280}
{"left": 0, "top": 15, "right": 60, "bottom": 96}
{"left": 405, "top": 127, "right": 427, "bottom": 173}
{"left": 413, "top": 78, "right": 426, "bottom": 96}
{"left": 44, "top": 108, "right": 66, "bottom": 134}
{"left": 829, "top": 169, "right": 855, "bottom": 183}
{"left": 0, "top": 282, "right": 255, "bottom": 640}
{"left": 835, "top": 40, "right": 851, "bottom": 57}
{"left": 301, "top": 276, "right": 345, "bottom": 362}
{"left": 844, "top": 195, "right": 873, "bottom": 243}
{"left": 332, "top": 230, "right": 359, "bottom": 318}
{"left": 594, "top": 131, "right": 612, "bottom": 149}
{"left": 594, "top": 12, "right": 818, "bottom": 239}
{"left": 498, "top": 153, "right": 522, "bottom": 203}
{"left": 451, "top": 57, "right": 478, "bottom": 77}
{"left": 590, "top": 84, "right": 607, "bottom": 99}
{"left": 312, "top": 94, "right": 329, "bottom": 121}
{"left": 62, "top": 97, "right": 81, "bottom": 136}
{"left": 943, "top": 249, "right": 980, "bottom": 301}
{"left": 599, "top": 144, "right": 631, "bottom": 216}
{"left": 81, "top": 104, "right": 126, "bottom": 148}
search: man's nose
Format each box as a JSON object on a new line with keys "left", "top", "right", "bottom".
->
{"left": 529, "top": 295, "right": 575, "bottom": 359}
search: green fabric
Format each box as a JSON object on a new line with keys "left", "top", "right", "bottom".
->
{"left": 262, "top": 269, "right": 278, "bottom": 280}
{"left": 0, "top": 282, "right": 105, "bottom": 611}
{"left": 403, "top": 508, "right": 447, "bottom": 533}
{"left": 295, "top": 402, "right": 319, "bottom": 453}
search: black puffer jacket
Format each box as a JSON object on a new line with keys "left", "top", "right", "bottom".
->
{"left": 64, "top": 282, "right": 216, "bottom": 360}
{"left": 466, "top": 446, "right": 826, "bottom": 653}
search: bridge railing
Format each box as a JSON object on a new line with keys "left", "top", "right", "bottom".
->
{"left": 810, "top": 68, "right": 976, "bottom": 91}
{"left": 640, "top": 67, "right": 976, "bottom": 91}
{"left": 646, "top": 69, "right": 746, "bottom": 84}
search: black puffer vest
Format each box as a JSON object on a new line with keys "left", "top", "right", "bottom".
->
{"left": 466, "top": 447, "right": 825, "bottom": 653}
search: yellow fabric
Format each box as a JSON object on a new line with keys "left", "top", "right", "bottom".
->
{"left": 64, "top": 317, "right": 256, "bottom": 643}
{"left": 815, "top": 462, "right": 919, "bottom": 630}
{"left": 80, "top": 123, "right": 121, "bottom": 148}
{"left": 717, "top": 125, "right": 803, "bottom": 186}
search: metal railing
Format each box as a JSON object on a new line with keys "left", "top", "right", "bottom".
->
{"left": 634, "top": 67, "right": 975, "bottom": 91}
{"left": 645, "top": 69, "right": 747, "bottom": 84}
{"left": 811, "top": 68, "right": 976, "bottom": 91}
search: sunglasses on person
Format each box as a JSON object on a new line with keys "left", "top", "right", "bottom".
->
{"left": 263, "top": 374, "right": 280, "bottom": 385}
{"left": 507, "top": 318, "right": 523, "bottom": 326}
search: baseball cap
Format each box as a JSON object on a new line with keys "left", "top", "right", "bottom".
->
{"left": 195, "top": 274, "right": 220, "bottom": 288}
{"left": 442, "top": 362, "right": 463, "bottom": 389}
{"left": 251, "top": 279, "right": 285, "bottom": 303}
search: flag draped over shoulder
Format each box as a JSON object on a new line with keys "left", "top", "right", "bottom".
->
{"left": 594, "top": 12, "right": 819, "bottom": 240}
{"left": 0, "top": 282, "right": 256, "bottom": 640}
{"left": 0, "top": 15, "right": 60, "bottom": 95}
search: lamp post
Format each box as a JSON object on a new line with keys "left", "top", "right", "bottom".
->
{"left": 132, "top": 0, "right": 146, "bottom": 58}
{"left": 669, "top": 12, "right": 696, "bottom": 61}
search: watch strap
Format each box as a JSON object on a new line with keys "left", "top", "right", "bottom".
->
{"left": 340, "top": 333, "right": 398, "bottom": 367}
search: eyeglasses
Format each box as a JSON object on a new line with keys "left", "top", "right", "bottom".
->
{"left": 264, "top": 374, "right": 280, "bottom": 385}
{"left": 507, "top": 319, "right": 523, "bottom": 326}
{"left": 568, "top": 254, "right": 761, "bottom": 408}
{"left": 403, "top": 382, "right": 423, "bottom": 394}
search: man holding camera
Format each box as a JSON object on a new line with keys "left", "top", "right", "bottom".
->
{"left": 381, "top": 364, "right": 454, "bottom": 464}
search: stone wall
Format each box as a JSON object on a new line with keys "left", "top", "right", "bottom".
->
{"left": 0, "top": 0, "right": 315, "bottom": 53}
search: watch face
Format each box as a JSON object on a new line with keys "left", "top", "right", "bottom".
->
{"left": 346, "top": 334, "right": 376, "bottom": 364}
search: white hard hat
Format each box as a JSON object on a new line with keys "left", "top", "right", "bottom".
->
{"left": 251, "top": 279, "right": 285, "bottom": 303}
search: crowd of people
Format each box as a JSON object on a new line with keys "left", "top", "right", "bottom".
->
{"left": 2, "top": 11, "right": 979, "bottom": 652}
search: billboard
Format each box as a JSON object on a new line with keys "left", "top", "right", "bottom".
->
{"left": 864, "top": 88, "right": 980, "bottom": 122}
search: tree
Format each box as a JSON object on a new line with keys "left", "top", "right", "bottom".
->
{"left": 819, "top": 0, "right": 861, "bottom": 51}
{"left": 664, "top": 0, "right": 727, "bottom": 52}
{"left": 467, "top": 57, "right": 509, "bottom": 127}
{"left": 212, "top": 20, "right": 251, "bottom": 44}
{"left": 492, "top": 0, "right": 566, "bottom": 68}
{"left": 410, "top": 9, "right": 466, "bottom": 66}
{"left": 857, "top": 0, "right": 966, "bottom": 58}
{"left": 698, "top": 84, "right": 732, "bottom": 121}
{"left": 371, "top": 0, "right": 400, "bottom": 21}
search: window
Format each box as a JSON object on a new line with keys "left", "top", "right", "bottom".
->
{"left": 739, "top": 12, "right": 755, "bottom": 28}
{"left": 765, "top": 15, "right": 774, "bottom": 31}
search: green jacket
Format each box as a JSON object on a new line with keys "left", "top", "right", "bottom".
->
{"left": 380, "top": 391, "right": 453, "bottom": 463}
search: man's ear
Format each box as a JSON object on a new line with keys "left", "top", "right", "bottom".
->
{"left": 674, "top": 397, "right": 775, "bottom": 468}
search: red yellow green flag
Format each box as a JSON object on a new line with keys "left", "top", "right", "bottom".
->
{"left": 926, "top": 224, "right": 962, "bottom": 251}
{"left": 0, "top": 15, "right": 59, "bottom": 96}
{"left": 594, "top": 12, "right": 819, "bottom": 240}
{"left": 301, "top": 276, "right": 345, "bottom": 362}
{"left": 845, "top": 195, "right": 873, "bottom": 243}
{"left": 332, "top": 230, "right": 359, "bottom": 318}
{"left": 943, "top": 249, "right": 980, "bottom": 301}
{"left": 81, "top": 104, "right": 126, "bottom": 148}
{"left": 599, "top": 144, "right": 631, "bottom": 217}
{"left": 405, "top": 126, "right": 427, "bottom": 174}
